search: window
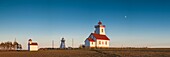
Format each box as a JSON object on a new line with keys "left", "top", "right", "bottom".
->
{"left": 101, "top": 29, "right": 103, "bottom": 33}
{"left": 99, "top": 41, "right": 101, "bottom": 44}
{"left": 91, "top": 42, "right": 93, "bottom": 45}
{"left": 102, "top": 41, "right": 104, "bottom": 45}
{"left": 105, "top": 41, "right": 107, "bottom": 45}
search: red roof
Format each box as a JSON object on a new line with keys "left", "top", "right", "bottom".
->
{"left": 92, "top": 33, "right": 110, "bottom": 40}
{"left": 29, "top": 42, "right": 38, "bottom": 45}
{"left": 87, "top": 38, "right": 95, "bottom": 42}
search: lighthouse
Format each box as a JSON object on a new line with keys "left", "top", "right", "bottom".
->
{"left": 85, "top": 21, "right": 110, "bottom": 48}
{"left": 60, "top": 38, "right": 66, "bottom": 49}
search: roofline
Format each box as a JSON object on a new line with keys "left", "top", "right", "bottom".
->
{"left": 29, "top": 45, "right": 38, "bottom": 46}
{"left": 96, "top": 39, "right": 110, "bottom": 40}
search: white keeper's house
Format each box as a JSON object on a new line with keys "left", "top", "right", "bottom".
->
{"left": 85, "top": 21, "right": 110, "bottom": 48}
{"left": 28, "top": 39, "right": 38, "bottom": 51}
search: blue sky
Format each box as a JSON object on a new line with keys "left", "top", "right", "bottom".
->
{"left": 0, "top": 0, "right": 170, "bottom": 49}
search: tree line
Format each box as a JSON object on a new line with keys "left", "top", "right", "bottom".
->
{"left": 0, "top": 41, "right": 22, "bottom": 50}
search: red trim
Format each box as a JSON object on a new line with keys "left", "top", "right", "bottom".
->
{"left": 29, "top": 42, "right": 38, "bottom": 45}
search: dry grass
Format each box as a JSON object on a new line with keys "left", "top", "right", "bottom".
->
{"left": 96, "top": 48, "right": 170, "bottom": 57}
{"left": 0, "top": 50, "right": 108, "bottom": 57}
{"left": 0, "top": 48, "right": 170, "bottom": 57}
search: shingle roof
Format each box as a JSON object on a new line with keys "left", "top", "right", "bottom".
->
{"left": 87, "top": 38, "right": 95, "bottom": 42}
{"left": 92, "top": 33, "right": 110, "bottom": 40}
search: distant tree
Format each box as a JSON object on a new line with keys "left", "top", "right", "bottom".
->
{"left": 0, "top": 41, "right": 22, "bottom": 50}
{"left": 0, "top": 42, "right": 5, "bottom": 49}
{"left": 9, "top": 42, "right": 13, "bottom": 50}
{"left": 13, "top": 41, "right": 19, "bottom": 50}
{"left": 4, "top": 41, "right": 13, "bottom": 50}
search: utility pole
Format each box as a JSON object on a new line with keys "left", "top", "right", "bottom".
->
{"left": 72, "top": 38, "right": 74, "bottom": 48}
{"left": 14, "top": 37, "right": 16, "bottom": 42}
{"left": 52, "top": 40, "right": 54, "bottom": 48}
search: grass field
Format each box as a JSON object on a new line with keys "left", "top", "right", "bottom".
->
{"left": 0, "top": 48, "right": 170, "bottom": 57}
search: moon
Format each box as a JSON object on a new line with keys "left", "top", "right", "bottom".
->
{"left": 125, "top": 16, "right": 127, "bottom": 18}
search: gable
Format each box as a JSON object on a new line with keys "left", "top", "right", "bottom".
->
{"left": 85, "top": 38, "right": 95, "bottom": 42}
